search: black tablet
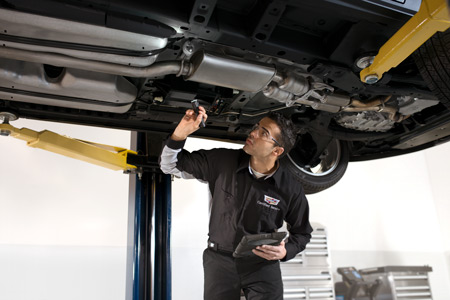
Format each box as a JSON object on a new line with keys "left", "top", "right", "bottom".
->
{"left": 233, "top": 232, "right": 288, "bottom": 258}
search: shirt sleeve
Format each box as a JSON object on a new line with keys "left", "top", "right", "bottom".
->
{"left": 282, "top": 190, "right": 313, "bottom": 261}
{"left": 159, "top": 136, "right": 212, "bottom": 182}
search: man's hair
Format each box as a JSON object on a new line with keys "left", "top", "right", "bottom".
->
{"left": 266, "top": 112, "right": 297, "bottom": 156}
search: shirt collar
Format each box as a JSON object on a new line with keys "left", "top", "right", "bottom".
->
{"left": 248, "top": 160, "right": 279, "bottom": 180}
{"left": 237, "top": 150, "right": 283, "bottom": 184}
{"left": 237, "top": 150, "right": 250, "bottom": 172}
{"left": 271, "top": 162, "right": 284, "bottom": 188}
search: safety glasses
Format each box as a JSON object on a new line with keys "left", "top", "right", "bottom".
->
{"left": 250, "top": 124, "right": 282, "bottom": 147}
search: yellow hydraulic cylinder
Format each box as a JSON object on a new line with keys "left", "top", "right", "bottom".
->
{"left": 0, "top": 123, "right": 137, "bottom": 171}
{"left": 360, "top": 0, "right": 450, "bottom": 83}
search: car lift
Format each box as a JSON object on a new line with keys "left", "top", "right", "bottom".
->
{"left": 0, "top": 112, "right": 172, "bottom": 300}
{"left": 360, "top": 0, "right": 450, "bottom": 83}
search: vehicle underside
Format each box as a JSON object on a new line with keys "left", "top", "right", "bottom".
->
{"left": 1, "top": 0, "right": 450, "bottom": 193}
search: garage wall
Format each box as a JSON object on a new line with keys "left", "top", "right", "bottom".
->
{"left": 306, "top": 144, "right": 450, "bottom": 299}
{"left": 423, "top": 142, "right": 450, "bottom": 287}
{"left": 427, "top": 145, "right": 450, "bottom": 249}
{"left": 1, "top": 118, "right": 449, "bottom": 300}
{"left": 0, "top": 119, "right": 130, "bottom": 300}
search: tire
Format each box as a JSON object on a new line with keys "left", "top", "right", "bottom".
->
{"left": 284, "top": 139, "right": 349, "bottom": 194}
{"left": 413, "top": 28, "right": 450, "bottom": 109}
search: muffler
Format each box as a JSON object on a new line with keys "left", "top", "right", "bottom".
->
{"left": 185, "top": 51, "right": 277, "bottom": 92}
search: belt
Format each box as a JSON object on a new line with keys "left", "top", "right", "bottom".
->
{"left": 207, "top": 240, "right": 233, "bottom": 254}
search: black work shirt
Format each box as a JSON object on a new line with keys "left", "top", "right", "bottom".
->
{"left": 160, "top": 137, "right": 312, "bottom": 261}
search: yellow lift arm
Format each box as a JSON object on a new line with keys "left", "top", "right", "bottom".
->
{"left": 0, "top": 120, "right": 138, "bottom": 172}
{"left": 360, "top": 0, "right": 450, "bottom": 83}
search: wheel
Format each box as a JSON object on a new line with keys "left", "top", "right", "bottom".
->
{"left": 284, "top": 139, "right": 349, "bottom": 194}
{"left": 414, "top": 28, "right": 450, "bottom": 109}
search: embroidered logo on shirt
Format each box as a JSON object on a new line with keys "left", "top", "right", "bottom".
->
{"left": 264, "top": 195, "right": 280, "bottom": 206}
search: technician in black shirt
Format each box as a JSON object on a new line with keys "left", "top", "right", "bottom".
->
{"left": 160, "top": 106, "right": 312, "bottom": 300}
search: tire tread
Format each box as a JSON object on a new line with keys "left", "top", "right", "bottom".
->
{"left": 413, "top": 29, "right": 450, "bottom": 108}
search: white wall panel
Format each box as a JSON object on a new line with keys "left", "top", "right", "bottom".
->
{"left": 308, "top": 152, "right": 442, "bottom": 253}
{"left": 0, "top": 119, "right": 130, "bottom": 247}
{"left": 0, "top": 119, "right": 130, "bottom": 300}
{"left": 423, "top": 142, "right": 450, "bottom": 252}
{"left": 1, "top": 118, "right": 450, "bottom": 300}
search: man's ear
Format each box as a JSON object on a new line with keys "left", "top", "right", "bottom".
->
{"left": 273, "top": 147, "right": 284, "bottom": 157}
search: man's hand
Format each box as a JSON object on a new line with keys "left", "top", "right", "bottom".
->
{"left": 171, "top": 106, "right": 208, "bottom": 141}
{"left": 252, "top": 240, "right": 287, "bottom": 261}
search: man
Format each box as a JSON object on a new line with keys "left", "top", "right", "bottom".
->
{"left": 160, "top": 106, "right": 312, "bottom": 300}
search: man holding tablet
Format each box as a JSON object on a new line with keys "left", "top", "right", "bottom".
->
{"left": 160, "top": 105, "right": 312, "bottom": 300}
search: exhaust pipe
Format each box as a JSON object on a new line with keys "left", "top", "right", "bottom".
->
{"left": 0, "top": 46, "right": 189, "bottom": 78}
{"left": 0, "top": 45, "right": 404, "bottom": 119}
{"left": 0, "top": 47, "right": 276, "bottom": 92}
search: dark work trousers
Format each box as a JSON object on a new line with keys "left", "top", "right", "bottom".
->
{"left": 203, "top": 248, "right": 283, "bottom": 300}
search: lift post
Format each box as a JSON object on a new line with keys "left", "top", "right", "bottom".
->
{"left": 126, "top": 132, "right": 172, "bottom": 300}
